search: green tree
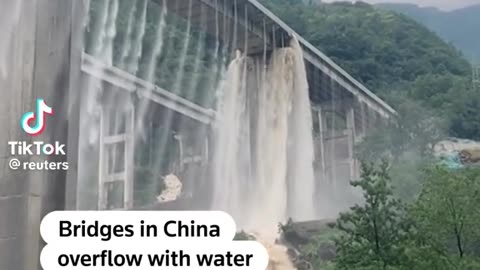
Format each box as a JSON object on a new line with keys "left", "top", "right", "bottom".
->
{"left": 408, "top": 166, "right": 480, "bottom": 267}
{"left": 355, "top": 95, "right": 442, "bottom": 202}
{"left": 356, "top": 94, "right": 444, "bottom": 162}
{"left": 263, "top": 0, "right": 478, "bottom": 140}
{"left": 449, "top": 89, "right": 480, "bottom": 140}
{"left": 334, "top": 161, "right": 411, "bottom": 270}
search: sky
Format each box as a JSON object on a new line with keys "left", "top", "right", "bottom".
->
{"left": 322, "top": 0, "right": 480, "bottom": 11}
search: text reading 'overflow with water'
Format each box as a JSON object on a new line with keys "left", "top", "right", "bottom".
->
{"left": 40, "top": 211, "right": 269, "bottom": 270}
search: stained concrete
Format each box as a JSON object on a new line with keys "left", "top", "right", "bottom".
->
{"left": 0, "top": 1, "right": 83, "bottom": 269}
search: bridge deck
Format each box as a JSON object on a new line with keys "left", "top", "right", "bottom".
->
{"left": 160, "top": 0, "right": 397, "bottom": 120}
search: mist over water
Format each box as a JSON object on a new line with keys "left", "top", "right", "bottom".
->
{"left": 212, "top": 37, "right": 316, "bottom": 237}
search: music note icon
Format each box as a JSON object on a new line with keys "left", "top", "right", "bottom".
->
{"left": 20, "top": 99, "right": 54, "bottom": 136}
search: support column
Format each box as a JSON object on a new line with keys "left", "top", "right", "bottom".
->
{"left": 316, "top": 106, "right": 326, "bottom": 180}
{"left": 370, "top": 110, "right": 380, "bottom": 130}
{"left": 0, "top": 2, "right": 36, "bottom": 270}
{"left": 65, "top": 0, "right": 88, "bottom": 210}
{"left": 174, "top": 134, "right": 184, "bottom": 172}
{"left": 360, "top": 101, "right": 367, "bottom": 139}
{"left": 201, "top": 123, "right": 217, "bottom": 209}
{"left": 125, "top": 106, "right": 135, "bottom": 210}
{"left": 346, "top": 103, "right": 357, "bottom": 180}
{"left": 319, "top": 101, "right": 341, "bottom": 194}
{"left": 17, "top": 1, "right": 78, "bottom": 270}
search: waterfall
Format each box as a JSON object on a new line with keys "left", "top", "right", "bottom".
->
{"left": 212, "top": 52, "right": 253, "bottom": 224}
{"left": 100, "top": 0, "right": 118, "bottom": 66}
{"left": 211, "top": 36, "right": 316, "bottom": 236}
{"left": 135, "top": 0, "right": 167, "bottom": 141}
{"left": 251, "top": 47, "right": 293, "bottom": 234}
{"left": 286, "top": 37, "right": 316, "bottom": 221}
{"left": 123, "top": 0, "right": 147, "bottom": 75}
{"left": 117, "top": 1, "right": 137, "bottom": 69}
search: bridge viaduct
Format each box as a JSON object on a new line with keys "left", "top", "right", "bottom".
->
{"left": 0, "top": 0, "right": 396, "bottom": 269}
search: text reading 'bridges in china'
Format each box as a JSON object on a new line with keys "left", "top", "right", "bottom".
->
{"left": 40, "top": 211, "right": 269, "bottom": 270}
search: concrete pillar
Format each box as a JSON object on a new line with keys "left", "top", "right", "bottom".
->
{"left": 65, "top": 0, "right": 88, "bottom": 211}
{"left": 321, "top": 98, "right": 357, "bottom": 181}
{"left": 316, "top": 106, "right": 326, "bottom": 180}
{"left": 473, "top": 65, "right": 479, "bottom": 91}
{"left": 319, "top": 103, "right": 340, "bottom": 193}
{"left": 345, "top": 104, "right": 357, "bottom": 180}
{"left": 0, "top": 1, "right": 83, "bottom": 269}
{"left": 370, "top": 109, "right": 380, "bottom": 130}
{"left": 360, "top": 101, "right": 367, "bottom": 139}
{"left": 201, "top": 123, "right": 217, "bottom": 208}
{"left": 0, "top": 2, "right": 36, "bottom": 270}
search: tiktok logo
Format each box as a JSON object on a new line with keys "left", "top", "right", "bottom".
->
{"left": 20, "top": 99, "right": 53, "bottom": 136}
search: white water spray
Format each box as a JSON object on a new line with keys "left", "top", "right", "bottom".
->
{"left": 131, "top": 0, "right": 147, "bottom": 75}
{"left": 77, "top": 0, "right": 124, "bottom": 209}
{"left": 118, "top": 1, "right": 137, "bottom": 69}
{"left": 212, "top": 36, "right": 316, "bottom": 238}
{"left": 251, "top": 48, "right": 292, "bottom": 234}
{"left": 100, "top": 0, "right": 118, "bottom": 66}
{"left": 286, "top": 37, "right": 316, "bottom": 221}
{"left": 172, "top": 0, "right": 193, "bottom": 93}
{"left": 212, "top": 52, "right": 252, "bottom": 223}
{"left": 143, "top": 0, "right": 167, "bottom": 83}
{"left": 135, "top": 0, "right": 167, "bottom": 141}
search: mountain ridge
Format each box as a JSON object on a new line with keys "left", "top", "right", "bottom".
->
{"left": 377, "top": 3, "right": 480, "bottom": 63}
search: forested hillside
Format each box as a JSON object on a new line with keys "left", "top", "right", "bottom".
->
{"left": 378, "top": 3, "right": 480, "bottom": 63}
{"left": 262, "top": 0, "right": 479, "bottom": 141}
{"left": 261, "top": 1, "right": 480, "bottom": 269}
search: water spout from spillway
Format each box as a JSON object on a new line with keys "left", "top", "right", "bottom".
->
{"left": 286, "top": 36, "right": 316, "bottom": 221}
{"left": 124, "top": 0, "right": 147, "bottom": 75}
{"left": 212, "top": 51, "right": 253, "bottom": 223}
{"left": 136, "top": 0, "right": 167, "bottom": 141}
{"left": 118, "top": 1, "right": 137, "bottom": 70}
{"left": 211, "top": 36, "right": 316, "bottom": 235}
